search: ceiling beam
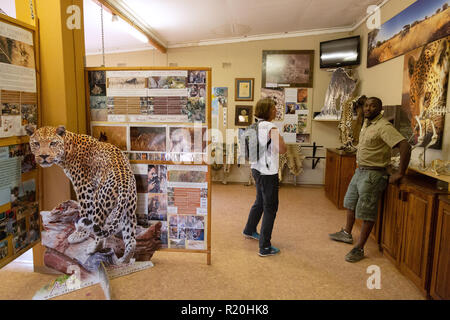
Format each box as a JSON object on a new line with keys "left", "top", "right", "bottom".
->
{"left": 94, "top": 0, "right": 167, "bottom": 53}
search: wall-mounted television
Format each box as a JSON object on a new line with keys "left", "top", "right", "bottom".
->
{"left": 320, "top": 36, "right": 361, "bottom": 69}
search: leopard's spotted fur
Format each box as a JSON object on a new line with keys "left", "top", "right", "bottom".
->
{"left": 408, "top": 37, "right": 449, "bottom": 147}
{"left": 27, "top": 125, "right": 137, "bottom": 264}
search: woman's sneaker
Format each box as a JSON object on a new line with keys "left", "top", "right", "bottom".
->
{"left": 329, "top": 228, "right": 353, "bottom": 244}
{"left": 243, "top": 231, "right": 260, "bottom": 240}
{"left": 258, "top": 246, "right": 280, "bottom": 257}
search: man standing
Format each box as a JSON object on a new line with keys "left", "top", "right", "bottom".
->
{"left": 329, "top": 97, "right": 411, "bottom": 262}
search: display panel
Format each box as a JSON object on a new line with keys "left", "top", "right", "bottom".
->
{"left": 0, "top": 15, "right": 41, "bottom": 269}
{"left": 86, "top": 67, "right": 212, "bottom": 263}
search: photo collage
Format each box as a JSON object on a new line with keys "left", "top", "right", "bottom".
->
{"left": 0, "top": 90, "right": 38, "bottom": 138}
{"left": 0, "top": 178, "right": 40, "bottom": 260}
{"left": 260, "top": 87, "right": 311, "bottom": 144}
{"left": 88, "top": 70, "right": 207, "bottom": 124}
{"left": 0, "top": 20, "right": 38, "bottom": 139}
{"left": 90, "top": 123, "right": 208, "bottom": 163}
{"left": 0, "top": 141, "right": 40, "bottom": 263}
{"left": 132, "top": 163, "right": 208, "bottom": 250}
{"left": 0, "top": 20, "right": 40, "bottom": 265}
{"left": 88, "top": 68, "right": 211, "bottom": 254}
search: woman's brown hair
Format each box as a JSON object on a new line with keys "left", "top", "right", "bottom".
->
{"left": 254, "top": 98, "right": 275, "bottom": 121}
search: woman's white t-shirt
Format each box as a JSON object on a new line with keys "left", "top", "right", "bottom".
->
{"left": 250, "top": 120, "right": 279, "bottom": 175}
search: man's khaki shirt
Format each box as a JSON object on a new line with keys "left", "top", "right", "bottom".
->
{"left": 356, "top": 113, "right": 405, "bottom": 168}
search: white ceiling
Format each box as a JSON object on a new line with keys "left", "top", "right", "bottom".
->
{"left": 84, "top": 0, "right": 385, "bottom": 55}
{"left": 0, "top": 0, "right": 16, "bottom": 18}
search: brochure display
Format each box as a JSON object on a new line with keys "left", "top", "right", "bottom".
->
{"left": 0, "top": 14, "right": 41, "bottom": 269}
{"left": 86, "top": 67, "right": 212, "bottom": 264}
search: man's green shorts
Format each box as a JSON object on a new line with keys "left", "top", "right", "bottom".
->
{"left": 343, "top": 168, "right": 389, "bottom": 221}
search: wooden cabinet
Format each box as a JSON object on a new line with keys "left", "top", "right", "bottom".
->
{"left": 324, "top": 148, "right": 356, "bottom": 209}
{"left": 380, "top": 174, "right": 447, "bottom": 297}
{"left": 381, "top": 183, "right": 404, "bottom": 266}
{"left": 400, "top": 185, "right": 437, "bottom": 295}
{"left": 430, "top": 196, "right": 450, "bottom": 300}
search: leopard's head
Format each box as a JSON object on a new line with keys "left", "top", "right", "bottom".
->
{"left": 408, "top": 38, "right": 450, "bottom": 118}
{"left": 26, "top": 125, "right": 66, "bottom": 167}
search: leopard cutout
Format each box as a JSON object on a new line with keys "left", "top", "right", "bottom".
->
{"left": 26, "top": 125, "right": 137, "bottom": 264}
{"left": 408, "top": 37, "right": 449, "bottom": 147}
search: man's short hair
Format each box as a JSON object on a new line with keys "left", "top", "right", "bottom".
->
{"left": 367, "top": 97, "right": 382, "bottom": 108}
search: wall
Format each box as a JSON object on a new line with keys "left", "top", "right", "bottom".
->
{"left": 86, "top": 31, "right": 355, "bottom": 184}
{"left": 351, "top": 0, "right": 450, "bottom": 164}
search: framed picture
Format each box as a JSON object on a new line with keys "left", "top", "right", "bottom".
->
{"left": 262, "top": 50, "right": 314, "bottom": 88}
{"left": 235, "top": 78, "right": 254, "bottom": 101}
{"left": 235, "top": 105, "right": 252, "bottom": 126}
{"left": 367, "top": 0, "right": 450, "bottom": 68}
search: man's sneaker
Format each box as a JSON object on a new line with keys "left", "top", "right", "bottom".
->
{"left": 258, "top": 246, "right": 280, "bottom": 257}
{"left": 329, "top": 228, "right": 353, "bottom": 244}
{"left": 243, "top": 231, "right": 260, "bottom": 240}
{"left": 345, "top": 247, "right": 364, "bottom": 262}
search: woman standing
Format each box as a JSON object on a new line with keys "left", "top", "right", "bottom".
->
{"left": 243, "top": 98, "right": 287, "bottom": 257}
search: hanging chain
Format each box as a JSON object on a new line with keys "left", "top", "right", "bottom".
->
{"left": 29, "top": 0, "right": 34, "bottom": 20}
{"left": 100, "top": 4, "right": 106, "bottom": 67}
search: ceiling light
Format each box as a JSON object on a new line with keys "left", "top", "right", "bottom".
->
{"left": 112, "top": 14, "right": 118, "bottom": 22}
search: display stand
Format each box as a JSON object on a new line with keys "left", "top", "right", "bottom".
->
{"left": 0, "top": 14, "right": 41, "bottom": 269}
{"left": 85, "top": 67, "right": 212, "bottom": 265}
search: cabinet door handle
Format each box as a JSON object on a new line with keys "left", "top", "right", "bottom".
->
{"left": 398, "top": 190, "right": 402, "bottom": 200}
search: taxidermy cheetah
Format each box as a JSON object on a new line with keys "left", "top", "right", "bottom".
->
{"left": 26, "top": 125, "right": 137, "bottom": 264}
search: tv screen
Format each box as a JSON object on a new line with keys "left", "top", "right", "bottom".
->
{"left": 320, "top": 36, "right": 360, "bottom": 68}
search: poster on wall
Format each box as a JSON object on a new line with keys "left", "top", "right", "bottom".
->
{"left": 401, "top": 36, "right": 449, "bottom": 149}
{"left": 261, "top": 88, "right": 285, "bottom": 121}
{"left": 277, "top": 88, "right": 311, "bottom": 143}
{"left": 0, "top": 138, "right": 39, "bottom": 265}
{"left": 212, "top": 87, "right": 227, "bottom": 143}
{"left": 131, "top": 163, "right": 208, "bottom": 250}
{"left": 367, "top": 0, "right": 450, "bottom": 68}
{"left": 89, "top": 70, "right": 208, "bottom": 124}
{"left": 0, "top": 20, "right": 37, "bottom": 138}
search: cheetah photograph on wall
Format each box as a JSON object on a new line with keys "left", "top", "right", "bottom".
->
{"left": 367, "top": 0, "right": 450, "bottom": 68}
{"left": 401, "top": 36, "right": 449, "bottom": 149}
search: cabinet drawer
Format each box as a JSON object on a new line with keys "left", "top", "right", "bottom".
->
{"left": 430, "top": 199, "right": 450, "bottom": 300}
